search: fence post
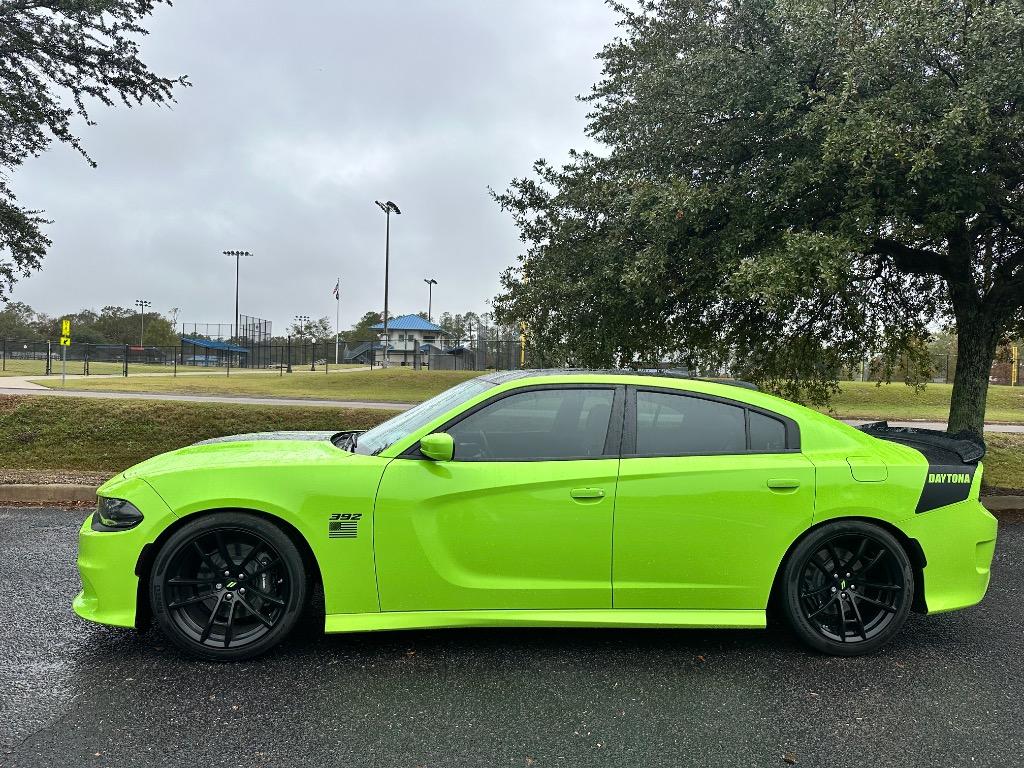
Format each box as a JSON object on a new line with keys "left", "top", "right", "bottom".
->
{"left": 1, "top": 337, "right": 5, "bottom": 372}
{"left": 173, "top": 347, "right": 178, "bottom": 377}
{"left": 286, "top": 335, "right": 292, "bottom": 373}
{"left": 123, "top": 345, "right": 129, "bottom": 376}
{"left": 46, "top": 340, "right": 51, "bottom": 375}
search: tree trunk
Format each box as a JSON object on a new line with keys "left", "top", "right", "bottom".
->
{"left": 946, "top": 301, "right": 1002, "bottom": 439}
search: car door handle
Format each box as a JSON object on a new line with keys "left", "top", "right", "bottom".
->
{"left": 767, "top": 478, "right": 801, "bottom": 490}
{"left": 570, "top": 487, "right": 605, "bottom": 500}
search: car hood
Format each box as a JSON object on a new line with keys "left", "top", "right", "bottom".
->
{"left": 120, "top": 430, "right": 354, "bottom": 480}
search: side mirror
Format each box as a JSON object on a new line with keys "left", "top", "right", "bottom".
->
{"left": 419, "top": 432, "right": 454, "bottom": 462}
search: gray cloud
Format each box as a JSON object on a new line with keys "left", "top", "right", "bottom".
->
{"left": 9, "top": 0, "right": 615, "bottom": 334}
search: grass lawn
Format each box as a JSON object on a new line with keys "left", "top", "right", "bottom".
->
{"left": 1, "top": 393, "right": 1021, "bottom": 491}
{"left": 822, "top": 381, "right": 1024, "bottom": 423}
{"left": 31, "top": 367, "right": 482, "bottom": 403}
{"left": 0, "top": 395, "right": 391, "bottom": 473}
{"left": 29, "top": 371, "right": 1024, "bottom": 423}
{"left": 1, "top": 359, "right": 182, "bottom": 376}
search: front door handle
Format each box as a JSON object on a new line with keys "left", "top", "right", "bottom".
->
{"left": 570, "top": 487, "right": 606, "bottom": 500}
{"left": 767, "top": 478, "right": 801, "bottom": 490}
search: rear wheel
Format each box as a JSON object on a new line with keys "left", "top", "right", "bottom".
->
{"left": 149, "top": 512, "right": 308, "bottom": 661}
{"left": 782, "top": 521, "right": 914, "bottom": 656}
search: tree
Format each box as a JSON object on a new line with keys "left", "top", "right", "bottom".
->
{"left": 494, "top": 0, "right": 1024, "bottom": 438}
{"left": 344, "top": 311, "right": 384, "bottom": 342}
{"left": 0, "top": 1, "right": 187, "bottom": 301}
{"left": 438, "top": 311, "right": 481, "bottom": 340}
{"left": 289, "top": 316, "right": 333, "bottom": 341}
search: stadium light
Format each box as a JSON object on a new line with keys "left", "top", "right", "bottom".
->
{"left": 424, "top": 278, "right": 437, "bottom": 323}
{"left": 374, "top": 200, "right": 401, "bottom": 366}
{"left": 222, "top": 250, "right": 252, "bottom": 341}
{"left": 134, "top": 299, "right": 152, "bottom": 346}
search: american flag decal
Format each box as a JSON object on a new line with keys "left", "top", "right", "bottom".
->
{"left": 328, "top": 520, "right": 358, "bottom": 539}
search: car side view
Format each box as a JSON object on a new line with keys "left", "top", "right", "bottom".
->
{"left": 74, "top": 370, "right": 997, "bottom": 660}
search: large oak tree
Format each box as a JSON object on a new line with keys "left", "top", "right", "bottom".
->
{"left": 0, "top": 0, "right": 186, "bottom": 301}
{"left": 494, "top": 0, "right": 1024, "bottom": 438}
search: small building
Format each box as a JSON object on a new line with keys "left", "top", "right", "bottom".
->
{"left": 369, "top": 315, "right": 449, "bottom": 365}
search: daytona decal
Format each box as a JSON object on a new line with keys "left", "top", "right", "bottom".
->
{"left": 916, "top": 464, "right": 977, "bottom": 513}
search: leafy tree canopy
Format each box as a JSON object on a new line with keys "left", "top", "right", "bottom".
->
{"left": 494, "top": 0, "right": 1024, "bottom": 436}
{"left": 0, "top": 0, "right": 186, "bottom": 300}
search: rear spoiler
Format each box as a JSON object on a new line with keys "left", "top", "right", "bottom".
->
{"left": 855, "top": 421, "right": 985, "bottom": 464}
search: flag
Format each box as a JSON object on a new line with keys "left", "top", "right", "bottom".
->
{"left": 332, "top": 280, "right": 340, "bottom": 300}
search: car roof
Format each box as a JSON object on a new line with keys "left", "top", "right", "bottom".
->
{"left": 476, "top": 368, "right": 760, "bottom": 391}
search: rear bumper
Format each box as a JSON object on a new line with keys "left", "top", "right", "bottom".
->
{"left": 899, "top": 499, "right": 998, "bottom": 614}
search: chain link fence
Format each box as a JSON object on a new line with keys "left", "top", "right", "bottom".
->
{"left": 4, "top": 338, "right": 1022, "bottom": 385}
{"left": 0, "top": 337, "right": 533, "bottom": 377}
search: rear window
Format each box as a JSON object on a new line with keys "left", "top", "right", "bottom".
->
{"left": 635, "top": 391, "right": 746, "bottom": 455}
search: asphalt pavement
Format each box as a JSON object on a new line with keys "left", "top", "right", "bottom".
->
{"left": 1, "top": 506, "right": 1022, "bottom": 767}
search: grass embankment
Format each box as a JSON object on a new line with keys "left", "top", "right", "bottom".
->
{"left": 0, "top": 395, "right": 391, "bottom": 473}
{"left": 1, "top": 393, "right": 1021, "bottom": 491}
{"left": 32, "top": 368, "right": 480, "bottom": 403}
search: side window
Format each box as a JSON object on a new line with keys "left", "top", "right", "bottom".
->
{"left": 749, "top": 411, "right": 787, "bottom": 451}
{"left": 635, "top": 391, "right": 746, "bottom": 455}
{"left": 447, "top": 388, "right": 615, "bottom": 460}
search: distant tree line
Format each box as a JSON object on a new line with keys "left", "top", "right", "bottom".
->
{"left": 0, "top": 302, "right": 179, "bottom": 347}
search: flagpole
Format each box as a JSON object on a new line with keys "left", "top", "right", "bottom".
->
{"left": 335, "top": 277, "right": 340, "bottom": 365}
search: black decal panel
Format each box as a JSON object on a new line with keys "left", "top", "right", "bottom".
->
{"left": 916, "top": 464, "right": 976, "bottom": 513}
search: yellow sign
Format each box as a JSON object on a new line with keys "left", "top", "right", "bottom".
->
{"left": 61, "top": 319, "right": 71, "bottom": 336}
{"left": 59, "top": 336, "right": 71, "bottom": 347}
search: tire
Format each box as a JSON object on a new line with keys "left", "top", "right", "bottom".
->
{"left": 149, "top": 512, "right": 309, "bottom": 661}
{"left": 781, "top": 520, "right": 914, "bottom": 656}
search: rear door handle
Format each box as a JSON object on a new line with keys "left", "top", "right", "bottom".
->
{"left": 767, "top": 478, "right": 801, "bottom": 490}
{"left": 570, "top": 487, "right": 606, "bottom": 500}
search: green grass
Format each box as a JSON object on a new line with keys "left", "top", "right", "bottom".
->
{"left": 29, "top": 371, "right": 1024, "bottom": 422}
{"left": 0, "top": 395, "right": 391, "bottom": 472}
{"left": 1, "top": 393, "right": 1021, "bottom": 489}
{"left": 1, "top": 359, "right": 182, "bottom": 376}
{"left": 32, "top": 367, "right": 482, "bottom": 403}
{"left": 819, "top": 381, "right": 1024, "bottom": 424}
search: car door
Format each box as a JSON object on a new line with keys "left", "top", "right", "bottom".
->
{"left": 374, "top": 384, "right": 624, "bottom": 612}
{"left": 613, "top": 386, "right": 815, "bottom": 610}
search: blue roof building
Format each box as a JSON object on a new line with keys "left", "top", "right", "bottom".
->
{"left": 369, "top": 314, "right": 444, "bottom": 333}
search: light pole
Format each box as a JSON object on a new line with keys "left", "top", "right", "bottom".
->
{"left": 424, "top": 278, "right": 437, "bottom": 323}
{"left": 294, "top": 315, "right": 311, "bottom": 370}
{"left": 374, "top": 200, "right": 401, "bottom": 366}
{"left": 222, "top": 250, "right": 252, "bottom": 341}
{"left": 134, "top": 299, "right": 152, "bottom": 346}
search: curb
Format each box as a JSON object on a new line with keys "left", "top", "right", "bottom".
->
{"left": 1, "top": 484, "right": 1023, "bottom": 516}
{"left": 0, "top": 484, "right": 98, "bottom": 504}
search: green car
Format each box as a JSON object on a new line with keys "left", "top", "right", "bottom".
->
{"left": 75, "top": 370, "right": 997, "bottom": 660}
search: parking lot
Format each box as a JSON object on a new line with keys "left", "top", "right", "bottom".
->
{"left": 1, "top": 506, "right": 1022, "bottom": 768}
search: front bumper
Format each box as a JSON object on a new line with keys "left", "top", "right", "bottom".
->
{"left": 73, "top": 478, "right": 177, "bottom": 628}
{"left": 900, "top": 499, "right": 998, "bottom": 614}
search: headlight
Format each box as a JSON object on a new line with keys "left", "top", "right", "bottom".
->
{"left": 92, "top": 497, "right": 144, "bottom": 531}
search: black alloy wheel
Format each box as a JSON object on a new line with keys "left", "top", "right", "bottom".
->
{"left": 782, "top": 521, "right": 914, "bottom": 655}
{"left": 150, "top": 512, "right": 308, "bottom": 661}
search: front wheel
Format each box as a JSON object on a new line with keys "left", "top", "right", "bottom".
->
{"left": 782, "top": 521, "right": 914, "bottom": 656}
{"left": 149, "top": 512, "right": 308, "bottom": 661}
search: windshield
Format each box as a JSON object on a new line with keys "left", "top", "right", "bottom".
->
{"left": 354, "top": 378, "right": 495, "bottom": 456}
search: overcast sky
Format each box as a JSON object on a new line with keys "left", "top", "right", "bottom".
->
{"left": 9, "top": 0, "right": 616, "bottom": 333}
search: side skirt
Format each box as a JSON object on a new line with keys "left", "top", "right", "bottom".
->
{"left": 325, "top": 609, "right": 766, "bottom": 634}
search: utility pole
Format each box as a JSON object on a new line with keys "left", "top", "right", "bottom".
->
{"left": 424, "top": 278, "right": 437, "bottom": 323}
{"left": 134, "top": 299, "right": 152, "bottom": 346}
{"left": 374, "top": 200, "right": 401, "bottom": 366}
{"left": 222, "top": 250, "right": 252, "bottom": 341}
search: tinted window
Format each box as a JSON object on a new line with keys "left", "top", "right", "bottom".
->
{"left": 635, "top": 391, "right": 746, "bottom": 455}
{"left": 749, "top": 411, "right": 787, "bottom": 451}
{"left": 447, "top": 388, "right": 615, "bottom": 460}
